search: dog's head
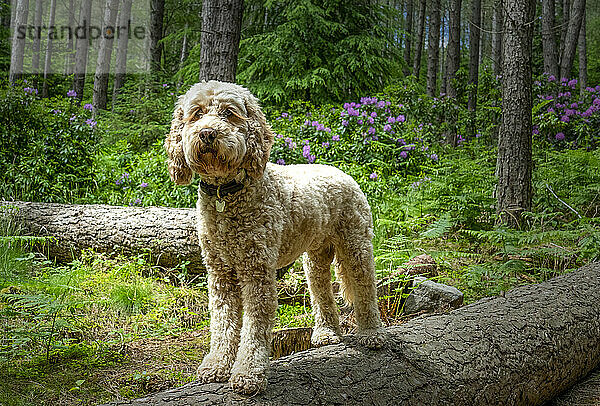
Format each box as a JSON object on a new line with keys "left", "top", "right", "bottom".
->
{"left": 165, "top": 81, "right": 274, "bottom": 184}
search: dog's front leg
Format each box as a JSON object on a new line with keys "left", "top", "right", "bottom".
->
{"left": 197, "top": 264, "right": 242, "bottom": 383}
{"left": 229, "top": 265, "right": 277, "bottom": 395}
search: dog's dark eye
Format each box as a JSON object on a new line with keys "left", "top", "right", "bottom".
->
{"left": 194, "top": 109, "right": 204, "bottom": 119}
{"left": 222, "top": 109, "right": 233, "bottom": 118}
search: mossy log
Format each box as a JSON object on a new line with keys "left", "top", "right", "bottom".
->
{"left": 101, "top": 263, "right": 600, "bottom": 405}
{"left": 0, "top": 200, "right": 202, "bottom": 270}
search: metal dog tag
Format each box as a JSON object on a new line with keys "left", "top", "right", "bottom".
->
{"left": 215, "top": 199, "right": 225, "bottom": 212}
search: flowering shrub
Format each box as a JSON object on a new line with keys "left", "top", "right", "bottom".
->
{"left": 0, "top": 84, "right": 99, "bottom": 202}
{"left": 533, "top": 75, "right": 600, "bottom": 148}
{"left": 269, "top": 97, "right": 442, "bottom": 187}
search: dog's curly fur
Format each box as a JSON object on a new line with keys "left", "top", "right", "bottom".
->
{"left": 165, "top": 81, "right": 386, "bottom": 394}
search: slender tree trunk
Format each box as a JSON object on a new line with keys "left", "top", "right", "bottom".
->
{"left": 440, "top": 11, "right": 446, "bottom": 96}
{"left": 177, "top": 22, "right": 189, "bottom": 89}
{"left": 578, "top": 9, "right": 587, "bottom": 98}
{"left": 112, "top": 0, "right": 133, "bottom": 106}
{"left": 73, "top": 0, "right": 92, "bottom": 101}
{"left": 198, "top": 0, "right": 244, "bottom": 82}
{"left": 560, "top": 0, "right": 570, "bottom": 54}
{"left": 496, "top": 0, "right": 535, "bottom": 228}
{"left": 403, "top": 0, "right": 414, "bottom": 76}
{"left": 491, "top": 0, "right": 503, "bottom": 77}
{"left": 412, "top": 0, "right": 427, "bottom": 78}
{"left": 31, "top": 0, "right": 43, "bottom": 74}
{"left": 478, "top": 6, "right": 485, "bottom": 69}
{"left": 559, "top": 0, "right": 585, "bottom": 79}
{"left": 467, "top": 0, "right": 481, "bottom": 137}
{"left": 92, "top": 0, "right": 120, "bottom": 111}
{"left": 542, "top": 0, "right": 559, "bottom": 79}
{"left": 444, "top": 0, "right": 461, "bottom": 146}
{"left": 149, "top": 0, "right": 164, "bottom": 75}
{"left": 426, "top": 0, "right": 441, "bottom": 96}
{"left": 64, "top": 0, "right": 75, "bottom": 75}
{"left": 41, "top": 0, "right": 57, "bottom": 98}
{"left": 9, "top": 0, "right": 29, "bottom": 85}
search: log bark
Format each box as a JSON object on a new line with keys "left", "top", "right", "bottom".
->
{"left": 102, "top": 263, "right": 600, "bottom": 405}
{"left": 0, "top": 201, "right": 202, "bottom": 271}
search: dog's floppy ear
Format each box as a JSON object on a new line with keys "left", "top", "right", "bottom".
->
{"left": 164, "top": 105, "right": 194, "bottom": 185}
{"left": 242, "top": 92, "right": 274, "bottom": 179}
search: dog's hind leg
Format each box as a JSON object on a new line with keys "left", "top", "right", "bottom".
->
{"left": 303, "top": 245, "right": 341, "bottom": 346}
{"left": 334, "top": 230, "right": 387, "bottom": 349}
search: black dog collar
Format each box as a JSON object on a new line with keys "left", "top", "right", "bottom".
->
{"left": 198, "top": 179, "right": 245, "bottom": 198}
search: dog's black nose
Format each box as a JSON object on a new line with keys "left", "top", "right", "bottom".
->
{"left": 200, "top": 128, "right": 216, "bottom": 144}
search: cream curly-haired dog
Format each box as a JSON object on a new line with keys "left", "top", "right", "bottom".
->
{"left": 165, "top": 81, "right": 385, "bottom": 394}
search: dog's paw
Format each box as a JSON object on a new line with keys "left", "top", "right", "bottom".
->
{"left": 355, "top": 328, "right": 388, "bottom": 349}
{"left": 229, "top": 370, "right": 267, "bottom": 395}
{"left": 311, "top": 327, "right": 341, "bottom": 347}
{"left": 197, "top": 357, "right": 233, "bottom": 383}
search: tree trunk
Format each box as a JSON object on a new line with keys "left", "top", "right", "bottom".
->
{"left": 0, "top": 201, "right": 203, "bottom": 271}
{"left": 412, "top": 0, "right": 426, "bottom": 78}
{"left": 560, "top": 0, "right": 569, "bottom": 54}
{"left": 31, "top": 0, "right": 43, "bottom": 74}
{"left": 64, "top": 0, "right": 75, "bottom": 75}
{"left": 73, "top": 0, "right": 92, "bottom": 102}
{"left": 403, "top": 0, "right": 414, "bottom": 76}
{"left": 112, "top": 0, "right": 133, "bottom": 106}
{"left": 101, "top": 263, "right": 600, "bottom": 405}
{"left": 491, "top": 0, "right": 503, "bottom": 77}
{"left": 467, "top": 0, "right": 481, "bottom": 138}
{"left": 92, "top": 0, "right": 120, "bottom": 111}
{"left": 177, "top": 22, "right": 189, "bottom": 89}
{"left": 426, "top": 0, "right": 441, "bottom": 96}
{"left": 149, "top": 0, "right": 164, "bottom": 75}
{"left": 559, "top": 0, "right": 585, "bottom": 80}
{"left": 199, "top": 0, "right": 243, "bottom": 82}
{"left": 495, "top": 0, "right": 535, "bottom": 228}
{"left": 542, "top": 0, "right": 559, "bottom": 79}
{"left": 41, "top": 0, "right": 57, "bottom": 98}
{"left": 444, "top": 0, "right": 461, "bottom": 146}
{"left": 9, "top": 0, "right": 29, "bottom": 85}
{"left": 578, "top": 8, "right": 587, "bottom": 98}
{"left": 439, "top": 11, "right": 446, "bottom": 96}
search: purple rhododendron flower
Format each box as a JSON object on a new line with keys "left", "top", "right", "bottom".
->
{"left": 276, "top": 159, "right": 285, "bottom": 165}
{"left": 357, "top": 119, "right": 363, "bottom": 125}
{"left": 332, "top": 134, "right": 340, "bottom": 141}
{"left": 302, "top": 144, "right": 311, "bottom": 158}
{"left": 369, "top": 172, "right": 378, "bottom": 180}
{"left": 140, "top": 182, "right": 148, "bottom": 188}
{"left": 24, "top": 87, "right": 38, "bottom": 95}
{"left": 281, "top": 112, "right": 288, "bottom": 118}
{"left": 370, "top": 112, "right": 377, "bottom": 118}
{"left": 85, "top": 118, "right": 97, "bottom": 128}
{"left": 67, "top": 89, "right": 77, "bottom": 97}
{"left": 367, "top": 117, "right": 375, "bottom": 124}
{"left": 307, "top": 154, "right": 316, "bottom": 164}
{"left": 555, "top": 132, "right": 565, "bottom": 141}
{"left": 83, "top": 103, "right": 93, "bottom": 111}
{"left": 304, "top": 120, "right": 310, "bottom": 126}
{"left": 383, "top": 124, "right": 392, "bottom": 132}
{"left": 322, "top": 142, "right": 330, "bottom": 148}
{"left": 548, "top": 75, "right": 556, "bottom": 82}
{"left": 568, "top": 79, "right": 577, "bottom": 88}
{"left": 430, "top": 153, "right": 438, "bottom": 161}
{"left": 368, "top": 127, "right": 376, "bottom": 135}
{"left": 396, "top": 115, "right": 405, "bottom": 123}
{"left": 400, "top": 151, "right": 408, "bottom": 159}
{"left": 387, "top": 116, "right": 395, "bottom": 124}
{"left": 561, "top": 115, "right": 570, "bottom": 123}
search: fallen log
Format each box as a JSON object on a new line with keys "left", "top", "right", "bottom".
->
{"left": 101, "top": 262, "right": 600, "bottom": 405}
{"left": 0, "top": 200, "right": 202, "bottom": 270}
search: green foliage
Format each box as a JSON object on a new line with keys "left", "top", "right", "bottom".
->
{"left": 238, "top": 0, "right": 403, "bottom": 105}
{"left": 0, "top": 84, "right": 99, "bottom": 202}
